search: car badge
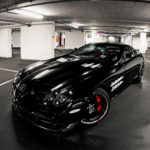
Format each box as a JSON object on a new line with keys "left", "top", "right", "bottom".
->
{"left": 19, "top": 84, "right": 26, "bottom": 93}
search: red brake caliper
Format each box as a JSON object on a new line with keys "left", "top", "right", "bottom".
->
{"left": 96, "top": 95, "right": 102, "bottom": 112}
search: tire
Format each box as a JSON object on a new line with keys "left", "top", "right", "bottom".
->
{"left": 134, "top": 64, "right": 144, "bottom": 83}
{"left": 81, "top": 88, "right": 110, "bottom": 125}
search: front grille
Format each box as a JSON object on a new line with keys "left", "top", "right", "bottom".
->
{"left": 13, "top": 90, "right": 70, "bottom": 121}
{"left": 13, "top": 85, "right": 78, "bottom": 130}
{"left": 14, "top": 101, "right": 73, "bottom": 130}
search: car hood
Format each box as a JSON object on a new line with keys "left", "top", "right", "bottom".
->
{"left": 21, "top": 55, "right": 104, "bottom": 91}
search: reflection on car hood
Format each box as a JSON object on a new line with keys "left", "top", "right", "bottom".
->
{"left": 21, "top": 55, "right": 104, "bottom": 91}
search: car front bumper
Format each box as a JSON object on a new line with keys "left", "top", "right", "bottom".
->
{"left": 13, "top": 101, "right": 79, "bottom": 132}
{"left": 12, "top": 81, "right": 86, "bottom": 132}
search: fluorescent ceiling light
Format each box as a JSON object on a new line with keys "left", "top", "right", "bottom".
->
{"left": 72, "top": 23, "right": 84, "bottom": 26}
{"left": 10, "top": 9, "right": 44, "bottom": 19}
{"left": 68, "top": 24, "right": 79, "bottom": 28}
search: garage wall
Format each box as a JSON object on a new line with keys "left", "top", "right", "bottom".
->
{"left": 0, "top": 28, "right": 12, "bottom": 58}
{"left": 91, "top": 34, "right": 106, "bottom": 43}
{"left": 65, "top": 31, "right": 84, "bottom": 49}
{"left": 85, "top": 31, "right": 106, "bottom": 44}
{"left": 12, "top": 30, "right": 21, "bottom": 48}
{"left": 106, "top": 36, "right": 120, "bottom": 43}
{"left": 21, "top": 23, "right": 55, "bottom": 60}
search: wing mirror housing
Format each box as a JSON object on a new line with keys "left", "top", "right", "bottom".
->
{"left": 125, "top": 53, "right": 132, "bottom": 58}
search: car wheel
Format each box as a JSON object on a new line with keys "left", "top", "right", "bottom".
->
{"left": 81, "top": 88, "right": 110, "bottom": 125}
{"left": 134, "top": 64, "right": 144, "bottom": 83}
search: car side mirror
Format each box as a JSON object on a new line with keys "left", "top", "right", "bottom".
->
{"left": 125, "top": 53, "right": 132, "bottom": 58}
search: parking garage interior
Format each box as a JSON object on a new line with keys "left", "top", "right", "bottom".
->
{"left": 0, "top": 0, "right": 150, "bottom": 150}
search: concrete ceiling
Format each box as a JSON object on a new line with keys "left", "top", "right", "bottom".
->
{"left": 0, "top": 0, "right": 150, "bottom": 35}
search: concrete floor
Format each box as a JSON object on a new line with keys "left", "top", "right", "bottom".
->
{"left": 0, "top": 56, "right": 150, "bottom": 150}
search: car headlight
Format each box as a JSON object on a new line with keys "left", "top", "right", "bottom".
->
{"left": 43, "top": 93, "right": 55, "bottom": 106}
{"left": 43, "top": 89, "right": 74, "bottom": 107}
{"left": 54, "top": 94, "right": 69, "bottom": 106}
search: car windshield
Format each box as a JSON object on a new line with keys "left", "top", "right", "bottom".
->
{"left": 71, "top": 44, "right": 122, "bottom": 63}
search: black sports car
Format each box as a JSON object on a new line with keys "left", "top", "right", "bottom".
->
{"left": 12, "top": 43, "right": 144, "bottom": 132}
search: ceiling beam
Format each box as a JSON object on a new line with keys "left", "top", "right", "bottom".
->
{"left": 107, "top": 0, "right": 150, "bottom": 3}
{"left": 0, "top": 0, "right": 92, "bottom": 13}
{"left": 55, "top": 18, "right": 150, "bottom": 25}
{"left": 1, "top": 0, "right": 150, "bottom": 14}
{"left": 0, "top": 17, "right": 24, "bottom": 24}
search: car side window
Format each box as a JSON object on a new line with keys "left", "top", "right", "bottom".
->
{"left": 82, "top": 45, "right": 96, "bottom": 52}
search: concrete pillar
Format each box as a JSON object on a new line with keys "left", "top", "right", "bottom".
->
{"left": 132, "top": 36, "right": 140, "bottom": 50}
{"left": 21, "top": 22, "right": 55, "bottom": 60}
{"left": 125, "top": 35, "right": 133, "bottom": 46}
{"left": 0, "top": 28, "right": 11, "bottom": 58}
{"left": 121, "top": 36, "right": 125, "bottom": 44}
{"left": 140, "top": 32, "right": 147, "bottom": 53}
{"left": 65, "top": 31, "right": 84, "bottom": 49}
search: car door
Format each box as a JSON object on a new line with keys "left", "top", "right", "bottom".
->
{"left": 108, "top": 57, "right": 126, "bottom": 97}
{"left": 123, "top": 46, "right": 141, "bottom": 85}
{"left": 99, "top": 46, "right": 126, "bottom": 97}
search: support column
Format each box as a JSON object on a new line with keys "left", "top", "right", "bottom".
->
{"left": 140, "top": 32, "right": 147, "bottom": 53}
{"left": 0, "top": 28, "right": 11, "bottom": 58}
{"left": 65, "top": 31, "right": 84, "bottom": 49}
{"left": 21, "top": 22, "right": 55, "bottom": 60}
{"left": 125, "top": 35, "right": 133, "bottom": 46}
{"left": 121, "top": 36, "right": 125, "bottom": 44}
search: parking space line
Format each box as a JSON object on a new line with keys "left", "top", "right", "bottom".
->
{"left": 0, "top": 67, "right": 18, "bottom": 73}
{"left": 144, "top": 58, "right": 150, "bottom": 63}
{"left": 0, "top": 79, "right": 13, "bottom": 87}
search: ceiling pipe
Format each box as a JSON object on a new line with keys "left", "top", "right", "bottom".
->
{"left": 0, "top": 21, "right": 55, "bottom": 29}
{"left": 54, "top": 18, "right": 150, "bottom": 25}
